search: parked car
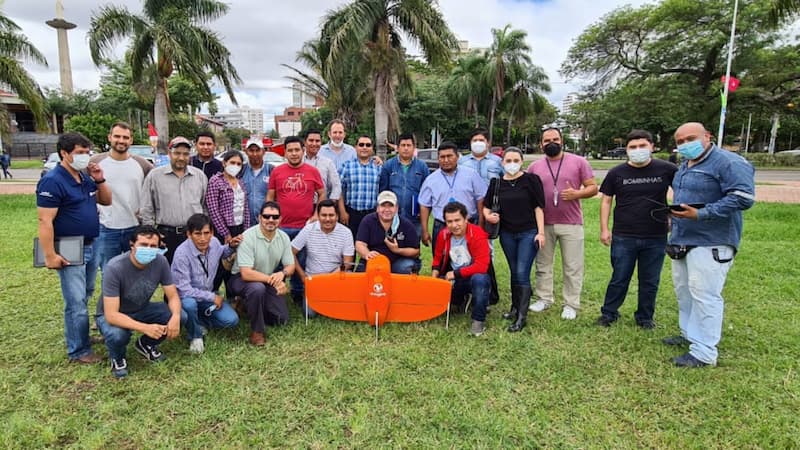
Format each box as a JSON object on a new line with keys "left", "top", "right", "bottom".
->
{"left": 605, "top": 147, "right": 627, "bottom": 159}
{"left": 490, "top": 146, "right": 504, "bottom": 158}
{"left": 128, "top": 145, "right": 159, "bottom": 166}
{"left": 215, "top": 150, "right": 285, "bottom": 169}
{"left": 41, "top": 152, "right": 60, "bottom": 178}
{"left": 415, "top": 148, "right": 439, "bottom": 173}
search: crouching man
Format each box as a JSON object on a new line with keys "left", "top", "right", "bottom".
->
{"left": 431, "top": 202, "right": 491, "bottom": 336}
{"left": 96, "top": 226, "right": 182, "bottom": 378}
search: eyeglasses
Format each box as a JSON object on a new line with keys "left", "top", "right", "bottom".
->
{"left": 357, "top": 142, "right": 373, "bottom": 147}
{"left": 261, "top": 214, "right": 280, "bottom": 220}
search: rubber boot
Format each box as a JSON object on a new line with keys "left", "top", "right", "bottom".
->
{"left": 503, "top": 285, "right": 520, "bottom": 320}
{"left": 508, "top": 285, "right": 531, "bottom": 332}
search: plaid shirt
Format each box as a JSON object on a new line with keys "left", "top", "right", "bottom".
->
{"left": 206, "top": 172, "right": 251, "bottom": 238}
{"left": 339, "top": 159, "right": 381, "bottom": 211}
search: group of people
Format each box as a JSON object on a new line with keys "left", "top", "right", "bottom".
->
{"left": 36, "top": 118, "right": 754, "bottom": 378}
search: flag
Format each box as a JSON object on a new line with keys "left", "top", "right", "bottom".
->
{"left": 720, "top": 75, "right": 740, "bottom": 93}
{"left": 147, "top": 122, "right": 158, "bottom": 147}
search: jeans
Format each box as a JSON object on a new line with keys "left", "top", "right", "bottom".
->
{"left": 672, "top": 245, "right": 734, "bottom": 365}
{"left": 499, "top": 229, "right": 538, "bottom": 287}
{"left": 58, "top": 243, "right": 100, "bottom": 359}
{"left": 181, "top": 297, "right": 240, "bottom": 339}
{"left": 534, "top": 224, "right": 585, "bottom": 309}
{"left": 452, "top": 273, "right": 490, "bottom": 322}
{"left": 281, "top": 227, "right": 305, "bottom": 301}
{"left": 600, "top": 235, "right": 667, "bottom": 322}
{"left": 96, "top": 302, "right": 173, "bottom": 361}
{"left": 355, "top": 257, "right": 418, "bottom": 274}
{"left": 97, "top": 225, "right": 137, "bottom": 271}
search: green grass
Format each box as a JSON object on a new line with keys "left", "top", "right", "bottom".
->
{"left": 1, "top": 194, "right": 799, "bottom": 448}
{"left": 6, "top": 159, "right": 43, "bottom": 170}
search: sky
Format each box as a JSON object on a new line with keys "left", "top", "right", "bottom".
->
{"left": 6, "top": 0, "right": 653, "bottom": 131}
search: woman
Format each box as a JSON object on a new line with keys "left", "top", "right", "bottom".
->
{"left": 483, "top": 147, "right": 545, "bottom": 332}
{"left": 206, "top": 150, "right": 250, "bottom": 244}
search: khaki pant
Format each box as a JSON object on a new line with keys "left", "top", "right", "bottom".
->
{"left": 534, "top": 224, "right": 585, "bottom": 310}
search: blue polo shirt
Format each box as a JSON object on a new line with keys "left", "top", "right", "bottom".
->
{"left": 355, "top": 213, "right": 419, "bottom": 263}
{"left": 36, "top": 164, "right": 100, "bottom": 239}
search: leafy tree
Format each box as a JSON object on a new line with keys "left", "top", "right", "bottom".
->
{"left": 484, "top": 25, "right": 532, "bottom": 143}
{"left": 64, "top": 113, "right": 117, "bottom": 149}
{"left": 223, "top": 127, "right": 251, "bottom": 150}
{"left": 500, "top": 62, "right": 551, "bottom": 145}
{"left": 399, "top": 75, "right": 474, "bottom": 146}
{"left": 770, "top": 0, "right": 800, "bottom": 22}
{"left": 88, "top": 0, "right": 241, "bottom": 150}
{"left": 446, "top": 51, "right": 490, "bottom": 127}
{"left": 299, "top": 107, "right": 334, "bottom": 134}
{"left": 168, "top": 114, "right": 203, "bottom": 141}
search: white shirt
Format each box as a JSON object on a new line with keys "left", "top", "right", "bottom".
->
{"left": 98, "top": 157, "right": 144, "bottom": 229}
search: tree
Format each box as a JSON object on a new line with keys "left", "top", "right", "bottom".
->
{"left": 64, "top": 113, "right": 117, "bottom": 149}
{"left": 321, "top": 0, "right": 458, "bottom": 156}
{"left": 446, "top": 51, "right": 489, "bottom": 127}
{"left": 770, "top": 0, "right": 800, "bottom": 22}
{"left": 501, "top": 63, "right": 551, "bottom": 145}
{"left": 484, "top": 25, "right": 532, "bottom": 143}
{"left": 88, "top": 0, "right": 241, "bottom": 150}
{"left": 223, "top": 127, "right": 251, "bottom": 150}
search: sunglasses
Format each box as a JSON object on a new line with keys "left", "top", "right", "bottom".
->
{"left": 261, "top": 214, "right": 280, "bottom": 220}
{"left": 357, "top": 142, "right": 373, "bottom": 147}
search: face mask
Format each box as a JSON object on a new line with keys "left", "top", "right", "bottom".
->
{"left": 331, "top": 139, "right": 343, "bottom": 148}
{"left": 543, "top": 143, "right": 562, "bottom": 157}
{"left": 134, "top": 246, "right": 160, "bottom": 265}
{"left": 225, "top": 164, "right": 241, "bottom": 177}
{"left": 677, "top": 140, "right": 705, "bottom": 160}
{"left": 69, "top": 153, "right": 91, "bottom": 171}
{"left": 470, "top": 141, "right": 487, "bottom": 155}
{"left": 628, "top": 149, "right": 651, "bottom": 165}
{"left": 504, "top": 162, "right": 521, "bottom": 176}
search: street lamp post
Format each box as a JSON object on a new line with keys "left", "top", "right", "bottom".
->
{"left": 717, "top": 0, "right": 739, "bottom": 146}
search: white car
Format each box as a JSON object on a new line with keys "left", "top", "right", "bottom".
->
{"left": 216, "top": 150, "right": 285, "bottom": 168}
{"left": 41, "top": 152, "right": 60, "bottom": 178}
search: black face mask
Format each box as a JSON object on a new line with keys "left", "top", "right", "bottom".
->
{"left": 543, "top": 142, "right": 562, "bottom": 157}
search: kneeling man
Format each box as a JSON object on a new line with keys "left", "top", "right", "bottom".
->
{"left": 96, "top": 226, "right": 182, "bottom": 378}
{"left": 355, "top": 191, "right": 420, "bottom": 273}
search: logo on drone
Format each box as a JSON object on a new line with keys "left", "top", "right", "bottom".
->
{"left": 370, "top": 282, "right": 386, "bottom": 297}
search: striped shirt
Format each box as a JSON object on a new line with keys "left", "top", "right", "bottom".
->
{"left": 291, "top": 222, "right": 355, "bottom": 275}
{"left": 339, "top": 158, "right": 381, "bottom": 211}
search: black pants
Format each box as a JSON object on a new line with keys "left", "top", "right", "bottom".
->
{"left": 228, "top": 274, "right": 289, "bottom": 333}
{"left": 157, "top": 225, "right": 187, "bottom": 264}
{"left": 345, "top": 206, "right": 372, "bottom": 239}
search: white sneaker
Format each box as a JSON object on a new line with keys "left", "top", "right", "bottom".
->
{"left": 189, "top": 338, "right": 205, "bottom": 354}
{"left": 561, "top": 306, "right": 577, "bottom": 320}
{"left": 529, "top": 300, "right": 551, "bottom": 313}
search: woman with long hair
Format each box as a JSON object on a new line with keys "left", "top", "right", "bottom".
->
{"left": 206, "top": 150, "right": 250, "bottom": 244}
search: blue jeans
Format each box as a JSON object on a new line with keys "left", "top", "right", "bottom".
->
{"left": 96, "top": 302, "right": 173, "bottom": 361}
{"left": 58, "top": 243, "right": 99, "bottom": 359}
{"left": 452, "top": 273, "right": 490, "bottom": 322}
{"left": 181, "top": 297, "right": 240, "bottom": 339}
{"left": 672, "top": 245, "right": 734, "bottom": 365}
{"left": 601, "top": 235, "right": 667, "bottom": 323}
{"left": 97, "top": 225, "right": 137, "bottom": 271}
{"left": 355, "top": 257, "right": 418, "bottom": 274}
{"left": 281, "top": 227, "right": 305, "bottom": 301}
{"left": 499, "top": 229, "right": 538, "bottom": 287}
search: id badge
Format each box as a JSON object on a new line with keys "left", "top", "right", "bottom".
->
{"left": 553, "top": 187, "right": 558, "bottom": 206}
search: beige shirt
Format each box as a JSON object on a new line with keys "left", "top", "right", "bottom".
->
{"left": 140, "top": 165, "right": 208, "bottom": 227}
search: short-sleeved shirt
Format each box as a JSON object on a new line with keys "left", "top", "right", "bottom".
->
{"left": 95, "top": 155, "right": 147, "bottom": 229}
{"left": 484, "top": 173, "right": 546, "bottom": 233}
{"left": 241, "top": 163, "right": 272, "bottom": 226}
{"left": 36, "top": 164, "right": 100, "bottom": 239}
{"left": 355, "top": 213, "right": 420, "bottom": 263}
{"left": 268, "top": 163, "right": 324, "bottom": 229}
{"left": 292, "top": 221, "right": 355, "bottom": 275}
{"left": 319, "top": 143, "right": 357, "bottom": 171}
{"left": 418, "top": 167, "right": 488, "bottom": 221}
{"left": 528, "top": 152, "right": 594, "bottom": 225}
{"left": 458, "top": 153, "right": 503, "bottom": 183}
{"left": 97, "top": 252, "right": 173, "bottom": 315}
{"left": 232, "top": 225, "right": 294, "bottom": 275}
{"left": 600, "top": 159, "right": 678, "bottom": 238}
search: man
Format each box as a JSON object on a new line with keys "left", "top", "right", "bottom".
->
{"left": 339, "top": 135, "right": 382, "bottom": 238}
{"left": 303, "top": 128, "right": 341, "bottom": 204}
{"left": 378, "top": 133, "right": 429, "bottom": 237}
{"left": 171, "top": 214, "right": 240, "bottom": 353}
{"left": 527, "top": 127, "right": 597, "bottom": 320}
{"left": 419, "top": 142, "right": 488, "bottom": 255}
{"left": 228, "top": 202, "right": 295, "bottom": 346}
{"left": 355, "top": 191, "right": 420, "bottom": 274}
{"left": 140, "top": 136, "right": 208, "bottom": 263}
{"left": 0, "top": 149, "right": 11, "bottom": 179}
{"left": 291, "top": 199, "right": 355, "bottom": 317}
{"left": 664, "top": 122, "right": 754, "bottom": 368}
{"left": 319, "top": 119, "right": 358, "bottom": 171}
{"left": 190, "top": 131, "right": 223, "bottom": 179}
{"left": 458, "top": 128, "right": 503, "bottom": 184}
{"left": 432, "top": 202, "right": 491, "bottom": 336}
{"left": 91, "top": 122, "right": 152, "bottom": 270}
{"left": 597, "top": 130, "right": 677, "bottom": 329}
{"left": 95, "top": 226, "right": 182, "bottom": 378}
{"left": 241, "top": 138, "right": 272, "bottom": 226}
{"left": 37, "top": 132, "right": 111, "bottom": 364}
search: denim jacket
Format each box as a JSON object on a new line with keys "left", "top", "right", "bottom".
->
{"left": 378, "top": 157, "right": 429, "bottom": 221}
{"left": 670, "top": 145, "right": 755, "bottom": 249}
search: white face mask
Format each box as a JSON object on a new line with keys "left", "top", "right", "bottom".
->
{"left": 69, "top": 153, "right": 91, "bottom": 171}
{"left": 503, "top": 162, "right": 521, "bottom": 176}
{"left": 628, "top": 148, "right": 651, "bottom": 165}
{"left": 331, "top": 139, "right": 344, "bottom": 148}
{"left": 470, "top": 141, "right": 487, "bottom": 155}
{"left": 225, "top": 164, "right": 241, "bottom": 177}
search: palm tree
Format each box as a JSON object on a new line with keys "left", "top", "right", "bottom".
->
{"left": 0, "top": 11, "right": 48, "bottom": 136}
{"left": 483, "top": 25, "right": 531, "bottom": 143}
{"left": 88, "top": 0, "right": 240, "bottom": 150}
{"left": 502, "top": 63, "right": 550, "bottom": 145}
{"left": 446, "top": 51, "right": 489, "bottom": 128}
{"left": 770, "top": 0, "right": 800, "bottom": 22}
{"left": 321, "top": 0, "right": 457, "bottom": 156}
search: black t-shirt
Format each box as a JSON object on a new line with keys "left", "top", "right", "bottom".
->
{"left": 484, "top": 173, "right": 546, "bottom": 233}
{"left": 599, "top": 159, "right": 678, "bottom": 238}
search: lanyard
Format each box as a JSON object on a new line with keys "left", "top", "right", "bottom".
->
{"left": 546, "top": 157, "right": 564, "bottom": 207}
{"left": 196, "top": 254, "right": 209, "bottom": 278}
{"left": 441, "top": 169, "right": 458, "bottom": 192}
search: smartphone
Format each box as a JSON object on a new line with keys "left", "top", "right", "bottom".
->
{"left": 669, "top": 203, "right": 705, "bottom": 211}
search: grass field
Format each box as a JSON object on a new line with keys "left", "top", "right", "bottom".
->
{"left": 4, "top": 159, "right": 43, "bottom": 170}
{"left": 1, "top": 194, "right": 798, "bottom": 448}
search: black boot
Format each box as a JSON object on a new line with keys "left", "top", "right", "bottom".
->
{"left": 508, "top": 285, "right": 531, "bottom": 332}
{"left": 503, "top": 285, "right": 520, "bottom": 320}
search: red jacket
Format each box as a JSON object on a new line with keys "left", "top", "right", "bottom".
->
{"left": 431, "top": 222, "right": 490, "bottom": 279}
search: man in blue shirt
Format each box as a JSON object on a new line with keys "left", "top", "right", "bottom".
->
{"left": 319, "top": 119, "right": 357, "bottom": 171}
{"left": 665, "top": 122, "right": 755, "bottom": 368}
{"left": 241, "top": 139, "right": 272, "bottom": 226}
{"left": 339, "top": 135, "right": 381, "bottom": 238}
{"left": 37, "top": 132, "right": 112, "bottom": 364}
{"left": 379, "top": 133, "right": 429, "bottom": 238}
{"left": 458, "top": 128, "right": 503, "bottom": 184}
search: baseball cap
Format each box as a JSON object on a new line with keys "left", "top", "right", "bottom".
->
{"left": 169, "top": 136, "right": 192, "bottom": 149}
{"left": 245, "top": 139, "right": 264, "bottom": 150}
{"left": 377, "top": 190, "right": 397, "bottom": 206}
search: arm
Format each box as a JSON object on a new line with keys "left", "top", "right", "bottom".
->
{"left": 534, "top": 206, "right": 545, "bottom": 248}
{"left": 139, "top": 173, "right": 155, "bottom": 225}
{"left": 37, "top": 207, "right": 69, "bottom": 269}
{"left": 338, "top": 196, "right": 349, "bottom": 225}
{"left": 384, "top": 237, "right": 420, "bottom": 258}
{"left": 328, "top": 162, "right": 342, "bottom": 201}
{"left": 87, "top": 163, "right": 111, "bottom": 206}
{"left": 240, "top": 265, "right": 292, "bottom": 287}
{"left": 162, "top": 284, "right": 183, "bottom": 339}
{"left": 476, "top": 198, "right": 485, "bottom": 227}
{"left": 693, "top": 158, "right": 755, "bottom": 220}
{"left": 292, "top": 246, "right": 307, "bottom": 280}
{"left": 599, "top": 194, "right": 613, "bottom": 246}
{"left": 419, "top": 205, "right": 431, "bottom": 247}
{"left": 171, "top": 254, "right": 216, "bottom": 302}
{"left": 266, "top": 189, "right": 275, "bottom": 202}
{"left": 355, "top": 240, "right": 379, "bottom": 261}
{"left": 206, "top": 181, "right": 231, "bottom": 241}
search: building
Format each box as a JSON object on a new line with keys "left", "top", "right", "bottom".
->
{"left": 561, "top": 92, "right": 580, "bottom": 117}
{"left": 208, "top": 106, "right": 264, "bottom": 133}
{"left": 194, "top": 114, "right": 225, "bottom": 134}
{"left": 272, "top": 83, "right": 324, "bottom": 137}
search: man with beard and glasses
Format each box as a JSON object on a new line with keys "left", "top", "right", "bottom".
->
{"left": 338, "top": 135, "right": 381, "bottom": 238}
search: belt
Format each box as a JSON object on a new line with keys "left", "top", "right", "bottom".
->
{"left": 157, "top": 224, "right": 186, "bottom": 234}
{"left": 84, "top": 238, "right": 94, "bottom": 246}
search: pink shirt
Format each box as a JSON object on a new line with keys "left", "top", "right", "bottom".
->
{"left": 528, "top": 153, "right": 594, "bottom": 225}
{"left": 268, "top": 163, "right": 324, "bottom": 228}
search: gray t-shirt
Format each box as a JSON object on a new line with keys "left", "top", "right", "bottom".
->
{"left": 97, "top": 252, "right": 173, "bottom": 315}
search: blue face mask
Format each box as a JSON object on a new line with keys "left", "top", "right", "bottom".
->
{"left": 134, "top": 246, "right": 160, "bottom": 265}
{"left": 677, "top": 140, "right": 705, "bottom": 160}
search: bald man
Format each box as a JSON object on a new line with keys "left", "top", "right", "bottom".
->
{"left": 663, "top": 122, "right": 754, "bottom": 368}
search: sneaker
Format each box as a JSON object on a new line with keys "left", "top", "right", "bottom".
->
{"left": 561, "top": 306, "right": 577, "bottom": 320}
{"left": 134, "top": 337, "right": 166, "bottom": 362}
{"left": 110, "top": 357, "right": 128, "bottom": 378}
{"left": 637, "top": 320, "right": 656, "bottom": 330}
{"left": 662, "top": 335, "right": 691, "bottom": 346}
{"left": 672, "top": 352, "right": 712, "bottom": 368}
{"left": 529, "top": 300, "right": 551, "bottom": 313}
{"left": 470, "top": 320, "right": 486, "bottom": 337}
{"left": 188, "top": 338, "right": 205, "bottom": 354}
{"left": 595, "top": 315, "right": 616, "bottom": 327}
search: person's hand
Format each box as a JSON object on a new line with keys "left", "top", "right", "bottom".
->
{"left": 560, "top": 180, "right": 581, "bottom": 201}
{"left": 600, "top": 230, "right": 611, "bottom": 246}
{"left": 266, "top": 271, "right": 285, "bottom": 286}
{"left": 486, "top": 212, "right": 500, "bottom": 224}
{"left": 214, "top": 295, "right": 224, "bottom": 310}
{"left": 45, "top": 253, "right": 69, "bottom": 270}
{"left": 275, "top": 281, "right": 288, "bottom": 296}
{"left": 363, "top": 251, "right": 381, "bottom": 261}
{"left": 142, "top": 323, "right": 167, "bottom": 340}
{"left": 670, "top": 204, "right": 699, "bottom": 220}
{"left": 444, "top": 271, "right": 455, "bottom": 281}
{"left": 224, "top": 235, "right": 233, "bottom": 245}
{"left": 307, "top": 213, "right": 319, "bottom": 224}
{"left": 372, "top": 155, "right": 384, "bottom": 166}
{"left": 340, "top": 210, "right": 350, "bottom": 225}
{"left": 87, "top": 162, "right": 104, "bottom": 181}
{"left": 229, "top": 235, "right": 243, "bottom": 248}
{"left": 384, "top": 236, "right": 399, "bottom": 253}
{"left": 535, "top": 233, "right": 545, "bottom": 249}
{"left": 166, "top": 315, "right": 180, "bottom": 339}
{"left": 431, "top": 270, "right": 440, "bottom": 279}
{"left": 421, "top": 230, "right": 431, "bottom": 247}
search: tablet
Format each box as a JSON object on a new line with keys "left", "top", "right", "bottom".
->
{"left": 33, "top": 236, "right": 84, "bottom": 267}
